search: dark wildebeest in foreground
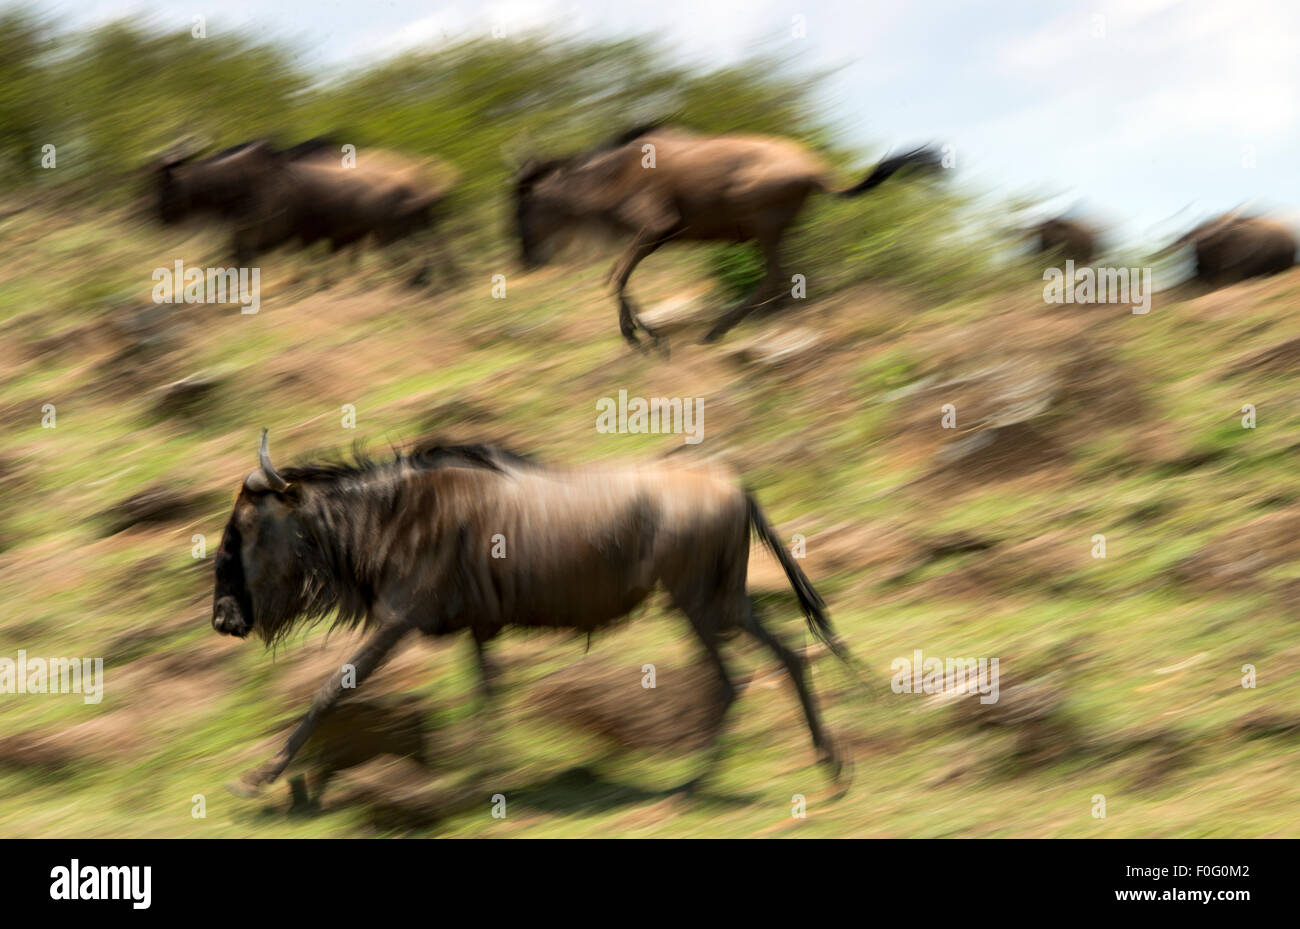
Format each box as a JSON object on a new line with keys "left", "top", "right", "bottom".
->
{"left": 1165, "top": 213, "right": 1297, "bottom": 288}
{"left": 213, "top": 432, "right": 850, "bottom": 795}
{"left": 153, "top": 138, "right": 458, "bottom": 285}
{"left": 1030, "top": 217, "right": 1098, "bottom": 265}
{"left": 513, "top": 124, "right": 943, "bottom": 347}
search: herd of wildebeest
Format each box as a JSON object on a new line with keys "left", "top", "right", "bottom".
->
{"left": 147, "top": 123, "right": 1298, "bottom": 798}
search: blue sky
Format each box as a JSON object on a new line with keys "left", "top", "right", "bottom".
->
{"left": 35, "top": 0, "right": 1300, "bottom": 247}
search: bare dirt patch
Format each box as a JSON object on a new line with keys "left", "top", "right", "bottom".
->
{"left": 525, "top": 656, "right": 728, "bottom": 753}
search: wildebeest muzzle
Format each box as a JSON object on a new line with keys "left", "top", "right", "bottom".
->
{"left": 212, "top": 595, "right": 252, "bottom": 637}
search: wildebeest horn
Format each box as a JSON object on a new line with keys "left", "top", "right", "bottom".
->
{"left": 254, "top": 428, "right": 289, "bottom": 493}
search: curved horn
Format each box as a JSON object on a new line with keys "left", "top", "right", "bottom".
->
{"left": 258, "top": 429, "right": 289, "bottom": 492}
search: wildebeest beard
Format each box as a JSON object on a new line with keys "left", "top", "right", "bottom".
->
{"left": 248, "top": 443, "right": 520, "bottom": 646}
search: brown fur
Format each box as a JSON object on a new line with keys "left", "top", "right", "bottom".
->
{"left": 1032, "top": 217, "right": 1097, "bottom": 265}
{"left": 154, "top": 139, "right": 457, "bottom": 280}
{"left": 212, "top": 436, "right": 848, "bottom": 793}
{"left": 514, "top": 125, "right": 941, "bottom": 346}
{"left": 1174, "top": 213, "right": 1296, "bottom": 287}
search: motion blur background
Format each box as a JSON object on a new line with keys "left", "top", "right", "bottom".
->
{"left": 1, "top": 1, "right": 1298, "bottom": 836}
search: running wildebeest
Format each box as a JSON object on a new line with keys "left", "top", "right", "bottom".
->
{"left": 1030, "top": 217, "right": 1098, "bottom": 265}
{"left": 213, "top": 432, "right": 850, "bottom": 795}
{"left": 512, "top": 124, "right": 943, "bottom": 347}
{"left": 153, "top": 138, "right": 458, "bottom": 284}
{"left": 1166, "top": 212, "right": 1297, "bottom": 288}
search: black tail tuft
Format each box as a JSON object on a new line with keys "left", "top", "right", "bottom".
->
{"left": 746, "top": 492, "right": 846, "bottom": 659}
{"left": 836, "top": 145, "right": 945, "bottom": 198}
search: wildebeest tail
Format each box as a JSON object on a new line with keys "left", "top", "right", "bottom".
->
{"left": 834, "top": 145, "right": 944, "bottom": 197}
{"left": 746, "top": 492, "right": 847, "bottom": 659}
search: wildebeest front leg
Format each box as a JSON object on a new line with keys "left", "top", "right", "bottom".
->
{"left": 469, "top": 632, "right": 510, "bottom": 777}
{"left": 232, "top": 621, "right": 412, "bottom": 795}
{"left": 679, "top": 629, "right": 739, "bottom": 796}
{"left": 609, "top": 231, "right": 671, "bottom": 351}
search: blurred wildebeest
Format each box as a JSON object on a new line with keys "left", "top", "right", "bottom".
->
{"left": 213, "top": 431, "right": 850, "bottom": 794}
{"left": 512, "top": 123, "right": 944, "bottom": 347}
{"left": 1030, "top": 217, "right": 1098, "bottom": 265}
{"left": 153, "top": 138, "right": 458, "bottom": 285}
{"left": 1166, "top": 212, "right": 1296, "bottom": 288}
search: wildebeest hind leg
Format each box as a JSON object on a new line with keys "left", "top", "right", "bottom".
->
{"left": 743, "top": 599, "right": 842, "bottom": 781}
{"left": 703, "top": 236, "right": 786, "bottom": 343}
{"left": 229, "top": 620, "right": 412, "bottom": 796}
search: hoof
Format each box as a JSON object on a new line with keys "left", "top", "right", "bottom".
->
{"left": 677, "top": 775, "right": 706, "bottom": 799}
{"left": 225, "top": 777, "right": 264, "bottom": 799}
{"left": 820, "top": 741, "right": 854, "bottom": 796}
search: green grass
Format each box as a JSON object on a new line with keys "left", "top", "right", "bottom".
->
{"left": 1, "top": 205, "right": 1299, "bottom": 837}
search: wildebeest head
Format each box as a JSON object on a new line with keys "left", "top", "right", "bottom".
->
{"left": 511, "top": 124, "right": 668, "bottom": 269}
{"left": 212, "top": 430, "right": 306, "bottom": 640}
{"left": 154, "top": 141, "right": 280, "bottom": 226}
{"left": 1032, "top": 217, "right": 1097, "bottom": 264}
{"left": 513, "top": 158, "right": 578, "bottom": 269}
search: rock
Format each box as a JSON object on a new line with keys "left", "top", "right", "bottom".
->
{"left": 1233, "top": 712, "right": 1300, "bottom": 740}
{"left": 324, "top": 756, "right": 469, "bottom": 829}
{"left": 1174, "top": 507, "right": 1300, "bottom": 590}
{"left": 526, "top": 657, "right": 729, "bottom": 753}
{"left": 294, "top": 694, "right": 431, "bottom": 777}
{"left": 152, "top": 373, "right": 222, "bottom": 419}
{"left": 934, "top": 420, "right": 1066, "bottom": 480}
{"left": 888, "top": 338, "right": 1143, "bottom": 486}
{"left": 106, "top": 302, "right": 189, "bottom": 361}
{"left": 1227, "top": 336, "right": 1300, "bottom": 377}
{"left": 726, "top": 326, "right": 822, "bottom": 367}
{"left": 418, "top": 394, "right": 497, "bottom": 433}
{"left": 637, "top": 292, "right": 713, "bottom": 335}
{"left": 101, "top": 485, "right": 211, "bottom": 536}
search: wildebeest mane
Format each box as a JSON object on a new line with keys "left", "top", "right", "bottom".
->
{"left": 597, "top": 120, "right": 670, "bottom": 151}
{"left": 515, "top": 121, "right": 673, "bottom": 196}
{"left": 281, "top": 136, "right": 342, "bottom": 160}
{"left": 515, "top": 157, "right": 569, "bottom": 199}
{"left": 207, "top": 140, "right": 264, "bottom": 160}
{"left": 250, "top": 437, "right": 534, "bottom": 647}
{"left": 278, "top": 438, "right": 530, "bottom": 487}
{"left": 203, "top": 136, "right": 344, "bottom": 163}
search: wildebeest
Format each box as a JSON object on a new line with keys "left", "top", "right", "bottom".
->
{"left": 213, "top": 431, "right": 849, "bottom": 795}
{"left": 153, "top": 138, "right": 458, "bottom": 284}
{"left": 1030, "top": 217, "right": 1098, "bottom": 265}
{"left": 1167, "top": 212, "right": 1297, "bottom": 287}
{"left": 513, "top": 124, "right": 943, "bottom": 347}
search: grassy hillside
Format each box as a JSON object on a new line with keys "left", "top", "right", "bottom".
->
{"left": 1, "top": 196, "right": 1298, "bottom": 837}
